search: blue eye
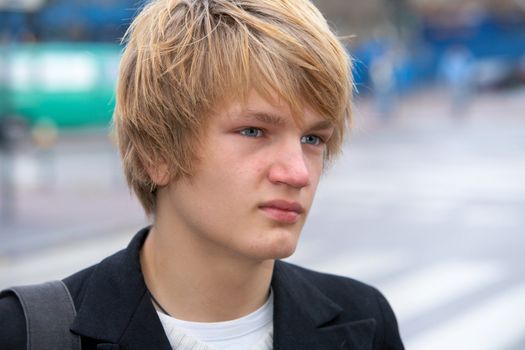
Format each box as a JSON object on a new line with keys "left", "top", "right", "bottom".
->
{"left": 301, "top": 135, "right": 321, "bottom": 145}
{"left": 240, "top": 128, "right": 263, "bottom": 137}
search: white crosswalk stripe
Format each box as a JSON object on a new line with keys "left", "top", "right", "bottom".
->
{"left": 287, "top": 248, "right": 407, "bottom": 282}
{"left": 407, "top": 283, "right": 525, "bottom": 350}
{"left": 378, "top": 260, "right": 504, "bottom": 322}
{"left": 0, "top": 232, "right": 131, "bottom": 288}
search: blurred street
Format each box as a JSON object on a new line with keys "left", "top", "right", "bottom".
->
{"left": 1, "top": 88, "right": 525, "bottom": 350}
{"left": 0, "top": 131, "right": 147, "bottom": 257}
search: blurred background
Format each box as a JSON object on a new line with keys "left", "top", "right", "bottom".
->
{"left": 1, "top": 1, "right": 524, "bottom": 349}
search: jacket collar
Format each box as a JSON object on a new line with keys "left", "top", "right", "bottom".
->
{"left": 71, "top": 228, "right": 375, "bottom": 350}
{"left": 272, "top": 261, "right": 376, "bottom": 350}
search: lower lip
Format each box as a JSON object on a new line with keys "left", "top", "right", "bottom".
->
{"left": 260, "top": 207, "right": 301, "bottom": 224}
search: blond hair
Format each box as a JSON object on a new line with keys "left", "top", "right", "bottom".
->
{"left": 114, "top": 0, "right": 353, "bottom": 215}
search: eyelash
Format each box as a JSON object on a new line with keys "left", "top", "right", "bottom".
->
{"left": 239, "top": 127, "right": 325, "bottom": 146}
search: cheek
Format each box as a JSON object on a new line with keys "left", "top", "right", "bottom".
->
{"left": 311, "top": 167, "right": 323, "bottom": 187}
{"left": 254, "top": 160, "right": 267, "bottom": 175}
{"left": 230, "top": 156, "right": 267, "bottom": 179}
{"left": 308, "top": 158, "right": 324, "bottom": 183}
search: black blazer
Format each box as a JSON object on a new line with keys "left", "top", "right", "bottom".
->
{"left": 0, "top": 227, "right": 404, "bottom": 349}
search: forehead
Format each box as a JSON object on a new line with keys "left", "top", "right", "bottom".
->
{"left": 210, "top": 90, "right": 332, "bottom": 129}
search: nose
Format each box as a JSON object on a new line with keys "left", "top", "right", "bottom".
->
{"left": 268, "top": 144, "right": 310, "bottom": 189}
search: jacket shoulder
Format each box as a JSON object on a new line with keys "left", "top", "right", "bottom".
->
{"left": 62, "top": 261, "right": 99, "bottom": 306}
{"left": 62, "top": 243, "right": 131, "bottom": 304}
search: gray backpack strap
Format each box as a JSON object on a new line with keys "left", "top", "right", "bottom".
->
{"left": 8, "top": 280, "right": 81, "bottom": 350}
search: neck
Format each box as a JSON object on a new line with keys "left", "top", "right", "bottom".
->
{"left": 140, "top": 224, "right": 274, "bottom": 322}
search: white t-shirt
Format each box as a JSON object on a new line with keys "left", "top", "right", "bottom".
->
{"left": 157, "top": 291, "right": 274, "bottom": 350}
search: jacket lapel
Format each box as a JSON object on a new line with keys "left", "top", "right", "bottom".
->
{"left": 70, "top": 228, "right": 171, "bottom": 350}
{"left": 272, "top": 261, "right": 376, "bottom": 350}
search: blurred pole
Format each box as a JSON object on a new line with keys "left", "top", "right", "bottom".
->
{"left": 0, "top": 145, "right": 15, "bottom": 223}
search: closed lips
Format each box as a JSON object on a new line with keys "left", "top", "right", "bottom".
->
{"left": 258, "top": 200, "right": 304, "bottom": 214}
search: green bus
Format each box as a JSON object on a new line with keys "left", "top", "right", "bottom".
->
{"left": 1, "top": 43, "right": 121, "bottom": 129}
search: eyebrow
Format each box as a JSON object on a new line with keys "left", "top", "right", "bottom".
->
{"left": 243, "top": 111, "right": 334, "bottom": 131}
{"left": 308, "top": 119, "right": 335, "bottom": 131}
{"left": 244, "top": 111, "right": 286, "bottom": 126}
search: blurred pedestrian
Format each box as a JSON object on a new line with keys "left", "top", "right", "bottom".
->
{"left": 438, "top": 45, "right": 475, "bottom": 116}
{"left": 0, "top": 1, "right": 404, "bottom": 349}
{"left": 370, "top": 50, "right": 398, "bottom": 121}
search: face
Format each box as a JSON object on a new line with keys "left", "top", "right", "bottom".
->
{"left": 155, "top": 91, "right": 334, "bottom": 261}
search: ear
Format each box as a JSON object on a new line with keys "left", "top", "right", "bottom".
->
{"left": 146, "top": 162, "right": 171, "bottom": 187}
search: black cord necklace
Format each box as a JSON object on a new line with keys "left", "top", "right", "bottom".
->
{"left": 148, "top": 290, "right": 172, "bottom": 317}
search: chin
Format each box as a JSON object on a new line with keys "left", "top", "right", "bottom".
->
{"left": 273, "top": 241, "right": 298, "bottom": 259}
{"left": 246, "top": 248, "right": 296, "bottom": 262}
{"left": 251, "top": 232, "right": 299, "bottom": 261}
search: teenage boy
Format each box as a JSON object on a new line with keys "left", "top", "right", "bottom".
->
{"left": 0, "top": 0, "right": 405, "bottom": 349}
